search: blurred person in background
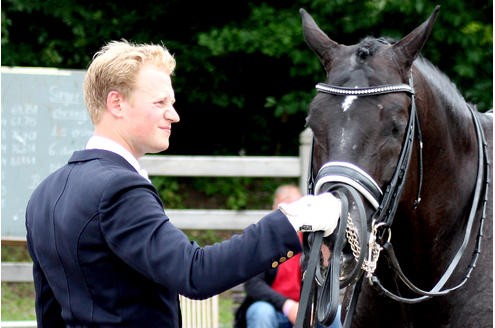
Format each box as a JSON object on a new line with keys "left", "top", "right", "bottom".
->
{"left": 235, "top": 184, "right": 342, "bottom": 328}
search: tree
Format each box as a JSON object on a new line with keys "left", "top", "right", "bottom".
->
{"left": 2, "top": 0, "right": 492, "bottom": 157}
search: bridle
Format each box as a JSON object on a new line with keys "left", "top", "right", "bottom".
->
{"left": 295, "top": 73, "right": 490, "bottom": 328}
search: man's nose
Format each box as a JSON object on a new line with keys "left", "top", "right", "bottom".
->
{"left": 166, "top": 106, "right": 180, "bottom": 123}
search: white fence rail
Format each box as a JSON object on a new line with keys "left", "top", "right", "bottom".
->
{"left": 140, "top": 155, "right": 301, "bottom": 177}
{"left": 1, "top": 262, "right": 33, "bottom": 282}
{"left": 0, "top": 321, "right": 37, "bottom": 328}
{"left": 2, "top": 128, "right": 313, "bottom": 243}
{"left": 139, "top": 127, "right": 312, "bottom": 183}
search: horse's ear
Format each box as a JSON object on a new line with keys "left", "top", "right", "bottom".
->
{"left": 300, "top": 8, "right": 340, "bottom": 72}
{"left": 392, "top": 5, "right": 440, "bottom": 69}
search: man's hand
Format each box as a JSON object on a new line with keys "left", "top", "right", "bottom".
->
{"left": 279, "top": 192, "right": 341, "bottom": 237}
{"left": 282, "top": 299, "right": 299, "bottom": 324}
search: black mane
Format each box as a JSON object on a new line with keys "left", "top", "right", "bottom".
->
{"left": 414, "top": 56, "right": 470, "bottom": 113}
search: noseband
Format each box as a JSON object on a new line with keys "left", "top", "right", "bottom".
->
{"left": 296, "top": 74, "right": 490, "bottom": 328}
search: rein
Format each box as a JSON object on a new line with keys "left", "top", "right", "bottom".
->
{"left": 373, "top": 103, "right": 490, "bottom": 303}
{"left": 297, "top": 75, "right": 490, "bottom": 327}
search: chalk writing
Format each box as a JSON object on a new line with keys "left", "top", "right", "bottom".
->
{"left": 52, "top": 107, "right": 88, "bottom": 121}
{"left": 9, "top": 156, "right": 36, "bottom": 166}
{"left": 2, "top": 67, "right": 92, "bottom": 237}
{"left": 49, "top": 86, "right": 82, "bottom": 106}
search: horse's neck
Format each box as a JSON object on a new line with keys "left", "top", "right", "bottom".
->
{"left": 390, "top": 75, "right": 483, "bottom": 294}
{"left": 409, "top": 70, "right": 480, "bottom": 240}
{"left": 414, "top": 69, "right": 478, "bottom": 190}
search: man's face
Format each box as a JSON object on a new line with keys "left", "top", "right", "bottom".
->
{"left": 121, "top": 64, "right": 179, "bottom": 157}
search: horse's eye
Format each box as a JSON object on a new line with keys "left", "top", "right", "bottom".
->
{"left": 392, "top": 125, "right": 400, "bottom": 136}
{"left": 391, "top": 120, "right": 404, "bottom": 137}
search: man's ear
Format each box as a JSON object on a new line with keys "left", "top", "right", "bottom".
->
{"left": 106, "top": 90, "right": 125, "bottom": 118}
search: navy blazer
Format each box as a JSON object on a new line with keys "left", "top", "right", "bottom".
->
{"left": 25, "top": 149, "right": 302, "bottom": 327}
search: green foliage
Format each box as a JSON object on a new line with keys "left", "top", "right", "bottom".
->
{"left": 1, "top": 244, "right": 31, "bottom": 262}
{"left": 2, "top": 245, "right": 36, "bottom": 321}
{"left": 150, "top": 176, "right": 185, "bottom": 209}
{"left": 150, "top": 176, "right": 297, "bottom": 210}
{"left": 192, "top": 177, "right": 251, "bottom": 210}
{"left": 196, "top": 0, "right": 492, "bottom": 117}
{"left": 218, "top": 294, "right": 234, "bottom": 328}
{"left": 184, "top": 230, "right": 236, "bottom": 247}
{"left": 1, "top": 282, "right": 36, "bottom": 320}
{"left": 198, "top": 4, "right": 301, "bottom": 58}
{"left": 2, "top": 0, "right": 491, "bottom": 157}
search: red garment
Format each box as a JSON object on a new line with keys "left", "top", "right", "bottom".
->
{"left": 271, "top": 233, "right": 302, "bottom": 301}
{"left": 271, "top": 253, "right": 302, "bottom": 301}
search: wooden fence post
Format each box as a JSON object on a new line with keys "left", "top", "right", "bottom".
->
{"left": 299, "top": 128, "right": 313, "bottom": 194}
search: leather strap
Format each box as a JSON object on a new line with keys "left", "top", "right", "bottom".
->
{"left": 295, "top": 231, "right": 323, "bottom": 328}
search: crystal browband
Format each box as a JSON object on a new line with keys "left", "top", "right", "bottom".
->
{"left": 316, "top": 83, "right": 414, "bottom": 96}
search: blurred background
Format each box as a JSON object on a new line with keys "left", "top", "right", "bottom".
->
{"left": 1, "top": 1, "right": 492, "bottom": 324}
{"left": 3, "top": 0, "right": 491, "bottom": 210}
{"left": 3, "top": 0, "right": 492, "bottom": 157}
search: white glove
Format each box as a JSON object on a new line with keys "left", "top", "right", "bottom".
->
{"left": 279, "top": 192, "right": 341, "bottom": 237}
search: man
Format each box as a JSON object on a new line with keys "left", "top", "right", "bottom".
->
{"left": 236, "top": 185, "right": 341, "bottom": 328}
{"left": 25, "top": 40, "right": 341, "bottom": 327}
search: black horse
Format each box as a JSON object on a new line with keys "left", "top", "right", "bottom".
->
{"left": 297, "top": 6, "right": 493, "bottom": 328}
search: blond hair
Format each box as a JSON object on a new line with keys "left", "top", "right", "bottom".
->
{"left": 83, "top": 40, "right": 176, "bottom": 124}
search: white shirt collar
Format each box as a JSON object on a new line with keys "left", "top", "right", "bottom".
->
{"left": 85, "top": 136, "right": 150, "bottom": 181}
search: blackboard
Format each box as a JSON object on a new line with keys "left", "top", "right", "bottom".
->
{"left": 1, "top": 67, "right": 93, "bottom": 237}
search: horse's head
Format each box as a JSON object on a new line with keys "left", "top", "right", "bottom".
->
{"left": 302, "top": 7, "right": 439, "bottom": 192}
{"left": 298, "top": 7, "right": 441, "bottom": 326}
{"left": 298, "top": 6, "right": 492, "bottom": 328}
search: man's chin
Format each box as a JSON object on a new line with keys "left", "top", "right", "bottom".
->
{"left": 151, "top": 143, "right": 169, "bottom": 154}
